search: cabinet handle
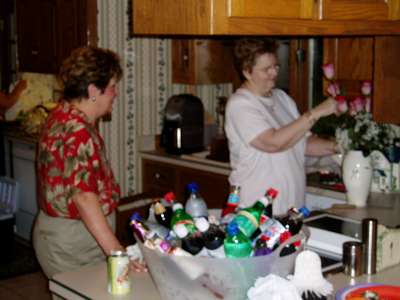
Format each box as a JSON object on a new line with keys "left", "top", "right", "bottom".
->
{"left": 32, "top": 50, "right": 38, "bottom": 55}
{"left": 154, "top": 173, "right": 161, "bottom": 179}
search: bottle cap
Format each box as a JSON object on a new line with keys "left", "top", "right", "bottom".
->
{"left": 174, "top": 223, "right": 189, "bottom": 238}
{"left": 299, "top": 206, "right": 311, "bottom": 218}
{"left": 130, "top": 211, "right": 142, "bottom": 222}
{"left": 164, "top": 191, "right": 176, "bottom": 203}
{"left": 226, "top": 221, "right": 240, "bottom": 236}
{"left": 194, "top": 217, "right": 210, "bottom": 232}
{"left": 173, "top": 203, "right": 183, "bottom": 211}
{"left": 187, "top": 182, "right": 199, "bottom": 193}
{"left": 154, "top": 202, "right": 166, "bottom": 214}
{"left": 266, "top": 188, "right": 278, "bottom": 199}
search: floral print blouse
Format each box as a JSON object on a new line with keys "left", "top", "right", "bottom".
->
{"left": 37, "top": 102, "right": 120, "bottom": 219}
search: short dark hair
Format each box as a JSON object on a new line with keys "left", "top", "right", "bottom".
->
{"left": 234, "top": 38, "right": 279, "bottom": 81}
{"left": 59, "top": 47, "right": 122, "bottom": 101}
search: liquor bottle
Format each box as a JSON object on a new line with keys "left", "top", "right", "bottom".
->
{"left": 154, "top": 200, "right": 172, "bottom": 228}
{"left": 195, "top": 217, "right": 226, "bottom": 250}
{"left": 221, "top": 185, "right": 240, "bottom": 217}
{"left": 184, "top": 182, "right": 208, "bottom": 219}
{"left": 170, "top": 203, "right": 197, "bottom": 234}
{"left": 174, "top": 223, "right": 204, "bottom": 255}
{"left": 223, "top": 221, "right": 252, "bottom": 258}
{"left": 277, "top": 206, "right": 311, "bottom": 236}
{"left": 130, "top": 212, "right": 170, "bottom": 241}
{"left": 230, "top": 189, "right": 274, "bottom": 238}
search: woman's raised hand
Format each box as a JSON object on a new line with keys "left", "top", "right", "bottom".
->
{"left": 312, "top": 97, "right": 337, "bottom": 119}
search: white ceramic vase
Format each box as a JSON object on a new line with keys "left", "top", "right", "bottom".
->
{"left": 342, "top": 150, "right": 373, "bottom": 207}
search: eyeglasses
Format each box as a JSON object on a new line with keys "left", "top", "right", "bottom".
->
{"left": 254, "top": 64, "right": 281, "bottom": 74}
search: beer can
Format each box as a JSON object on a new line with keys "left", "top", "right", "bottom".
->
{"left": 107, "top": 250, "right": 131, "bottom": 295}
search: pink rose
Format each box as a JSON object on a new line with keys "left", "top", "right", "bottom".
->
{"left": 350, "top": 96, "right": 365, "bottom": 115}
{"left": 364, "top": 96, "right": 371, "bottom": 112}
{"left": 327, "top": 82, "right": 340, "bottom": 97}
{"left": 361, "top": 81, "right": 372, "bottom": 96}
{"left": 335, "top": 95, "right": 348, "bottom": 113}
{"left": 322, "top": 63, "right": 335, "bottom": 80}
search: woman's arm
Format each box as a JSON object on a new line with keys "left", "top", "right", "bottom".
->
{"left": 73, "top": 191, "right": 123, "bottom": 255}
{"left": 251, "top": 97, "right": 337, "bottom": 153}
{"left": 0, "top": 80, "right": 27, "bottom": 110}
{"left": 306, "top": 135, "right": 338, "bottom": 156}
{"left": 73, "top": 192, "right": 148, "bottom": 272}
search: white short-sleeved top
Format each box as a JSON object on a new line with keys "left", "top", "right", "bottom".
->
{"left": 225, "top": 88, "right": 307, "bottom": 215}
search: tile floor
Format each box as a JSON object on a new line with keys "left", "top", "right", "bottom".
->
{"left": 0, "top": 271, "right": 52, "bottom": 300}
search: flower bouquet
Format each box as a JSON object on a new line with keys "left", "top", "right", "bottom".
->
{"left": 322, "top": 63, "right": 400, "bottom": 194}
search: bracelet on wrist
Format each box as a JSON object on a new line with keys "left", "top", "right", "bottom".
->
{"left": 304, "top": 111, "right": 317, "bottom": 126}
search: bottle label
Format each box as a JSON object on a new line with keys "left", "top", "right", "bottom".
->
{"left": 235, "top": 211, "right": 258, "bottom": 237}
{"left": 227, "top": 193, "right": 239, "bottom": 205}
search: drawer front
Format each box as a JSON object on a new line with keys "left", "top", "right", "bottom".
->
{"left": 142, "top": 160, "right": 176, "bottom": 192}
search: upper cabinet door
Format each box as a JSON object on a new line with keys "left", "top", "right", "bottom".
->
{"left": 133, "top": 0, "right": 213, "bottom": 35}
{"left": 321, "top": 0, "right": 400, "bottom": 21}
{"left": 227, "top": 0, "right": 314, "bottom": 19}
{"left": 132, "top": 0, "right": 400, "bottom": 35}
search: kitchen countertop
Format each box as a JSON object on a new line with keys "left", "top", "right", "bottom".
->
{"left": 49, "top": 261, "right": 400, "bottom": 300}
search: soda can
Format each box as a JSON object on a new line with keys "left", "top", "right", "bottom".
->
{"left": 107, "top": 250, "right": 130, "bottom": 295}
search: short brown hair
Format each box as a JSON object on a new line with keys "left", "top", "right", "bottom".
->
{"left": 234, "top": 39, "right": 279, "bottom": 81}
{"left": 59, "top": 47, "right": 122, "bottom": 101}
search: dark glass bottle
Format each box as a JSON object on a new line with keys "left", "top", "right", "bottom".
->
{"left": 154, "top": 200, "right": 172, "bottom": 228}
{"left": 195, "top": 217, "right": 225, "bottom": 250}
{"left": 277, "top": 206, "right": 310, "bottom": 236}
{"left": 174, "top": 223, "right": 204, "bottom": 255}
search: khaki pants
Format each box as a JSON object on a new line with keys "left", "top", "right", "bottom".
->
{"left": 33, "top": 210, "right": 116, "bottom": 279}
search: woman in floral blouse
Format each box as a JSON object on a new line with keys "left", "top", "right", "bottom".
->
{"left": 33, "top": 47, "right": 146, "bottom": 278}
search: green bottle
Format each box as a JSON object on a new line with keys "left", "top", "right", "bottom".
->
{"left": 231, "top": 192, "right": 271, "bottom": 238}
{"left": 170, "top": 203, "right": 197, "bottom": 234}
{"left": 223, "top": 221, "right": 252, "bottom": 258}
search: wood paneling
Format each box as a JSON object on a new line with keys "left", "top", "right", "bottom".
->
{"left": 323, "top": 37, "right": 374, "bottom": 99}
{"left": 373, "top": 36, "right": 400, "bottom": 124}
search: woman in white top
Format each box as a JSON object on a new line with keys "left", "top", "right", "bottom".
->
{"left": 225, "top": 39, "right": 338, "bottom": 215}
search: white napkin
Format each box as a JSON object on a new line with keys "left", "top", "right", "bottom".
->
{"left": 247, "top": 274, "right": 302, "bottom": 300}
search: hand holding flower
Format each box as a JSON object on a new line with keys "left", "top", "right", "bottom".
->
{"left": 313, "top": 97, "right": 337, "bottom": 119}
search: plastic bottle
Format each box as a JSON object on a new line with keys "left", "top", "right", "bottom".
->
{"left": 230, "top": 190, "right": 272, "bottom": 238}
{"left": 184, "top": 182, "right": 208, "bottom": 219}
{"left": 223, "top": 221, "right": 252, "bottom": 258}
{"left": 170, "top": 203, "right": 197, "bottom": 234}
{"left": 195, "top": 217, "right": 226, "bottom": 250}
{"left": 277, "top": 206, "right": 311, "bottom": 235}
{"left": 154, "top": 200, "right": 172, "bottom": 228}
{"left": 221, "top": 185, "right": 240, "bottom": 217}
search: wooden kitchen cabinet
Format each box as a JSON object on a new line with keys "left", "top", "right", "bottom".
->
{"left": 16, "top": 0, "right": 97, "bottom": 73}
{"left": 172, "top": 39, "right": 236, "bottom": 84}
{"left": 142, "top": 158, "right": 230, "bottom": 209}
{"left": 322, "top": 36, "right": 400, "bottom": 124}
{"left": 132, "top": 0, "right": 400, "bottom": 35}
